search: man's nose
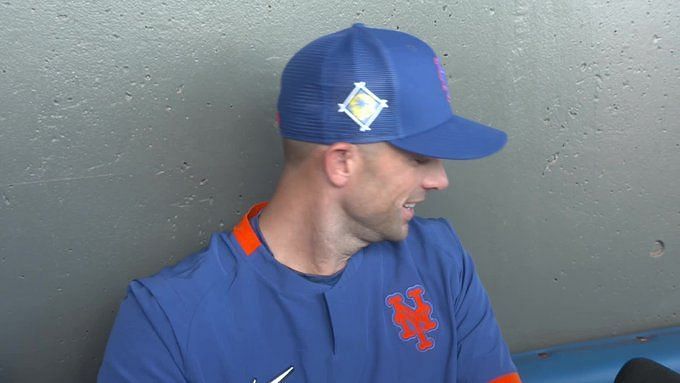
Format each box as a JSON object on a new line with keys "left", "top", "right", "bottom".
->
{"left": 423, "top": 160, "right": 449, "bottom": 191}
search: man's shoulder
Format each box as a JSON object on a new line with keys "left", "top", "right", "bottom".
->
{"left": 133, "top": 232, "right": 239, "bottom": 315}
{"left": 397, "top": 216, "right": 468, "bottom": 271}
{"left": 407, "top": 215, "right": 463, "bottom": 249}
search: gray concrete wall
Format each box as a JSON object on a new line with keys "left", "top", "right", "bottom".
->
{"left": 0, "top": 1, "right": 678, "bottom": 381}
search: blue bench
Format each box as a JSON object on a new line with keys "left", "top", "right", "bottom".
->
{"left": 513, "top": 326, "right": 680, "bottom": 382}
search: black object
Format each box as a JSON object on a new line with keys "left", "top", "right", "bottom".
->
{"left": 614, "top": 358, "right": 680, "bottom": 383}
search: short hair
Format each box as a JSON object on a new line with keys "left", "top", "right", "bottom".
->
{"left": 281, "top": 139, "right": 323, "bottom": 167}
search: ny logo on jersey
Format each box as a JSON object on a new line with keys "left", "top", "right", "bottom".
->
{"left": 385, "top": 285, "right": 438, "bottom": 352}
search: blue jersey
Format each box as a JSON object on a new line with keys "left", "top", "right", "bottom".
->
{"left": 99, "top": 202, "right": 520, "bottom": 383}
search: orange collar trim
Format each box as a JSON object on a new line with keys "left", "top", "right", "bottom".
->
{"left": 232, "top": 201, "right": 268, "bottom": 256}
{"left": 490, "top": 372, "right": 522, "bottom": 383}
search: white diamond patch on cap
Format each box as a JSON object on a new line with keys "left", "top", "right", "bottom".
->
{"left": 337, "top": 82, "right": 388, "bottom": 132}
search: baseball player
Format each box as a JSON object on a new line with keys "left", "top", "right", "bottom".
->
{"left": 99, "top": 24, "right": 521, "bottom": 383}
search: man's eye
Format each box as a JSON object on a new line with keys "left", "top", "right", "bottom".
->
{"left": 413, "top": 157, "right": 430, "bottom": 165}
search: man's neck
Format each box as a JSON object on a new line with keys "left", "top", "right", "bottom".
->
{"left": 258, "top": 174, "right": 368, "bottom": 276}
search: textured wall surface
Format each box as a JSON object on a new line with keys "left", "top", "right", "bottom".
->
{"left": 1, "top": 1, "right": 678, "bottom": 381}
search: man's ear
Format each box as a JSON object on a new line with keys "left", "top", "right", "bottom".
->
{"left": 323, "top": 142, "right": 359, "bottom": 187}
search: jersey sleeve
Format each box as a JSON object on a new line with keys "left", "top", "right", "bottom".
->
{"left": 97, "top": 281, "right": 187, "bottom": 383}
{"left": 441, "top": 220, "right": 521, "bottom": 383}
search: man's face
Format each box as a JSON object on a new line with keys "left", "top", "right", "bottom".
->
{"left": 343, "top": 142, "right": 449, "bottom": 242}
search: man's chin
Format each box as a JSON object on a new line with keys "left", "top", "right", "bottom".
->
{"left": 384, "top": 224, "right": 410, "bottom": 242}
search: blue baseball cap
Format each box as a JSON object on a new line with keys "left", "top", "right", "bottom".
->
{"left": 277, "top": 23, "right": 507, "bottom": 160}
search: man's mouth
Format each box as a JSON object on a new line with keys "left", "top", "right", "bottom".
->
{"left": 402, "top": 202, "right": 419, "bottom": 221}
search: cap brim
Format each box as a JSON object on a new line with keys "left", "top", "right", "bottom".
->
{"left": 389, "top": 114, "right": 507, "bottom": 160}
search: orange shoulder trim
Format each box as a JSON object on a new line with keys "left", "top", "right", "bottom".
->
{"left": 231, "top": 201, "right": 268, "bottom": 256}
{"left": 490, "top": 372, "right": 522, "bottom": 383}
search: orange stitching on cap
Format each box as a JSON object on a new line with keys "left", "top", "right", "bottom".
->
{"left": 489, "top": 372, "right": 522, "bottom": 383}
{"left": 232, "top": 202, "right": 268, "bottom": 256}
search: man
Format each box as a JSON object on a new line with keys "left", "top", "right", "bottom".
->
{"left": 99, "top": 23, "right": 520, "bottom": 382}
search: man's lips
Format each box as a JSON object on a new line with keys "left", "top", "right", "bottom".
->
{"left": 402, "top": 199, "right": 424, "bottom": 209}
{"left": 402, "top": 200, "right": 423, "bottom": 221}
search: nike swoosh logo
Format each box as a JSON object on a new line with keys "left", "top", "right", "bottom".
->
{"left": 252, "top": 366, "right": 294, "bottom": 383}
